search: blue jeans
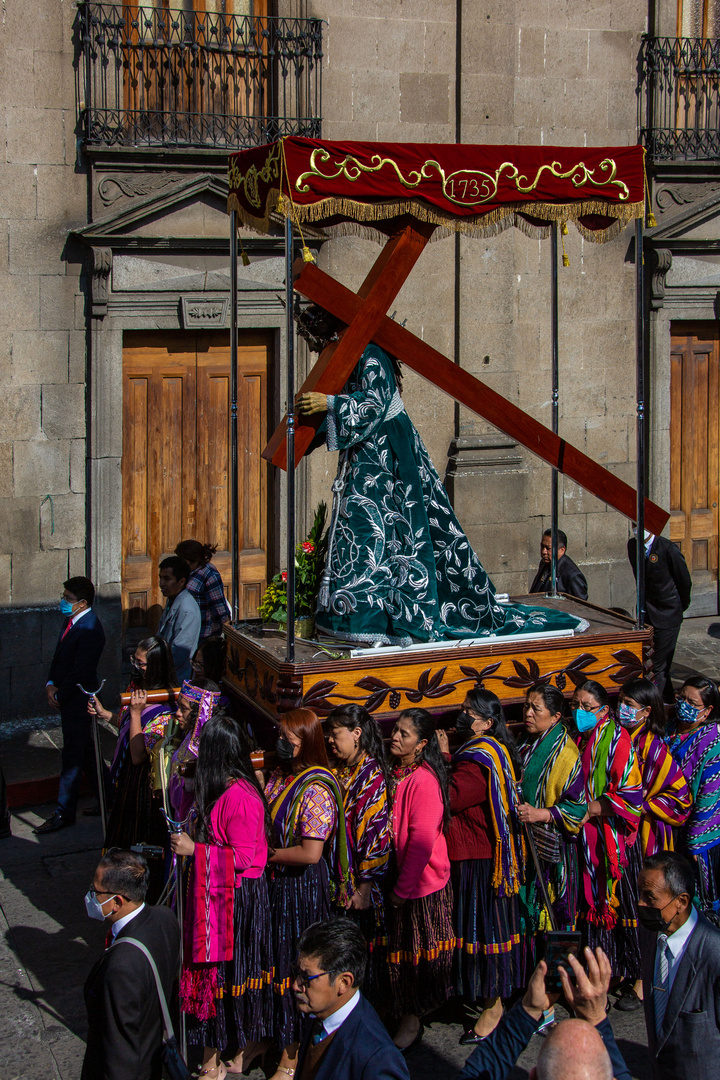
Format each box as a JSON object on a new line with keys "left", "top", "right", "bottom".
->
{"left": 57, "top": 710, "right": 110, "bottom": 821}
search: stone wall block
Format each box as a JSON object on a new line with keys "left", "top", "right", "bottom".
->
{"left": 41, "top": 606, "right": 63, "bottom": 663}
{"left": 542, "top": 29, "right": 590, "bottom": 78}
{"left": 11, "top": 330, "right": 69, "bottom": 385}
{"left": 516, "top": 26, "right": 547, "bottom": 76}
{"left": 587, "top": 30, "right": 638, "bottom": 80}
{"left": 13, "top": 439, "right": 69, "bottom": 497}
{"left": 11, "top": 549, "right": 68, "bottom": 605}
{"left": 41, "top": 492, "right": 86, "bottom": 550}
{"left": 0, "top": 443, "right": 12, "bottom": 498}
{"left": 464, "top": 522, "right": 529, "bottom": 578}
{"left": 496, "top": 570, "right": 532, "bottom": 596}
{"left": 33, "top": 50, "right": 77, "bottom": 111}
{"left": 5, "top": 106, "right": 65, "bottom": 165}
{"left": 39, "top": 276, "right": 79, "bottom": 330}
{"left": 322, "top": 120, "right": 380, "bottom": 142}
{"left": 327, "top": 17, "right": 379, "bottom": 72}
{"left": 90, "top": 328, "right": 123, "bottom": 459}
{"left": 10, "top": 662, "right": 48, "bottom": 717}
{"left": 460, "top": 75, "right": 515, "bottom": 128}
{"left": 463, "top": 19, "right": 515, "bottom": 76}
{"left": 583, "top": 563, "right": 612, "bottom": 608}
{"left": 585, "top": 415, "right": 629, "bottom": 465}
{"left": 90, "top": 457, "right": 122, "bottom": 591}
{"left": 0, "top": 608, "right": 43, "bottom": 667}
{"left": 0, "top": 553, "right": 9, "bottom": 605}
{"left": 399, "top": 73, "right": 450, "bottom": 125}
{"left": 68, "top": 547, "right": 87, "bottom": 579}
{"left": 0, "top": 163, "right": 37, "bottom": 219}
{"left": 320, "top": 70, "right": 353, "bottom": 123}
{"left": 70, "top": 439, "right": 86, "bottom": 494}
{"left": 0, "top": 46, "right": 34, "bottom": 108}
{"left": 42, "top": 383, "right": 85, "bottom": 440}
{"left": 609, "top": 559, "right": 636, "bottom": 612}
{"left": 68, "top": 330, "right": 86, "bottom": 383}
{"left": 0, "top": 497, "right": 40, "bottom": 554}
{"left": 376, "top": 19, "right": 426, "bottom": 72}
{"left": 562, "top": 475, "right": 608, "bottom": 516}
{"left": 36, "top": 164, "right": 88, "bottom": 226}
{"left": 0, "top": 274, "right": 40, "bottom": 331}
{"left": 586, "top": 509, "right": 631, "bottom": 563}
{"left": 0, "top": 386, "right": 41, "bottom": 441}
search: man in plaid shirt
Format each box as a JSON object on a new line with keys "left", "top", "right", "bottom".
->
{"left": 175, "top": 540, "right": 229, "bottom": 641}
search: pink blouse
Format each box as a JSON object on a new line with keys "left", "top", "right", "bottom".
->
{"left": 209, "top": 778, "right": 268, "bottom": 883}
{"left": 392, "top": 763, "right": 450, "bottom": 900}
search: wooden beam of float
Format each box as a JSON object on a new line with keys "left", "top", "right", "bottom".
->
{"left": 288, "top": 260, "right": 669, "bottom": 536}
{"left": 262, "top": 220, "right": 435, "bottom": 468}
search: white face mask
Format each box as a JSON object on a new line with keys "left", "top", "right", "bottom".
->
{"left": 85, "top": 890, "right": 117, "bottom": 922}
{"left": 631, "top": 526, "right": 653, "bottom": 542}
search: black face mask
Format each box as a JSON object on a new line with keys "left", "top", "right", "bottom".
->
{"left": 637, "top": 896, "right": 678, "bottom": 934}
{"left": 275, "top": 735, "right": 296, "bottom": 762}
{"left": 455, "top": 711, "right": 478, "bottom": 735}
{"left": 130, "top": 659, "right": 145, "bottom": 684}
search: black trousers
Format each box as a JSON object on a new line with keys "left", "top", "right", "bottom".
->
{"left": 57, "top": 710, "right": 110, "bottom": 821}
{"left": 650, "top": 623, "right": 682, "bottom": 702}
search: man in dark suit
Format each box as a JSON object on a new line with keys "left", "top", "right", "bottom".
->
{"left": 290, "top": 917, "right": 409, "bottom": 1080}
{"left": 82, "top": 848, "right": 180, "bottom": 1080}
{"left": 530, "top": 529, "right": 588, "bottom": 600}
{"left": 628, "top": 530, "right": 692, "bottom": 699}
{"left": 639, "top": 850, "right": 720, "bottom": 1080}
{"left": 35, "top": 575, "right": 106, "bottom": 834}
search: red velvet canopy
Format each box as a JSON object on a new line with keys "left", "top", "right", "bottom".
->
{"left": 228, "top": 137, "right": 646, "bottom": 242}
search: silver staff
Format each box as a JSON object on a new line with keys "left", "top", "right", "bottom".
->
{"left": 514, "top": 775, "right": 559, "bottom": 932}
{"left": 162, "top": 807, "right": 189, "bottom": 1059}
{"left": 77, "top": 680, "right": 108, "bottom": 836}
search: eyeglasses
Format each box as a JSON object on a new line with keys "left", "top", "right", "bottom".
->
{"left": 674, "top": 693, "right": 704, "bottom": 706}
{"left": 87, "top": 886, "right": 119, "bottom": 899}
{"left": 290, "top": 963, "right": 333, "bottom": 990}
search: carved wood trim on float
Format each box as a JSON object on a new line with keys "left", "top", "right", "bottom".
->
{"left": 223, "top": 613, "right": 653, "bottom": 725}
{"left": 121, "top": 329, "right": 270, "bottom": 635}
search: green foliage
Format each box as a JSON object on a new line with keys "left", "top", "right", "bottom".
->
{"left": 258, "top": 502, "right": 328, "bottom": 621}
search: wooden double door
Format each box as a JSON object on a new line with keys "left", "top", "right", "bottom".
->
{"left": 670, "top": 322, "right": 720, "bottom": 615}
{"left": 122, "top": 329, "right": 271, "bottom": 634}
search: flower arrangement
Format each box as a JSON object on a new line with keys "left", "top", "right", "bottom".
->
{"left": 259, "top": 502, "right": 328, "bottom": 624}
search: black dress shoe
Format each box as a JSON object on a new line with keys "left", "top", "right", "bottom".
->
{"left": 459, "top": 1029, "right": 490, "bottom": 1046}
{"left": 33, "top": 812, "right": 74, "bottom": 834}
{"left": 615, "top": 988, "right": 642, "bottom": 1012}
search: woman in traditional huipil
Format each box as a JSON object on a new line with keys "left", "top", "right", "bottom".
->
{"left": 295, "top": 305, "right": 587, "bottom": 646}
{"left": 92, "top": 636, "right": 177, "bottom": 898}
{"left": 437, "top": 688, "right": 525, "bottom": 1044}
{"left": 170, "top": 713, "right": 274, "bottom": 1079}
{"left": 168, "top": 678, "right": 221, "bottom": 822}
{"left": 326, "top": 704, "right": 391, "bottom": 1006}
{"left": 386, "top": 707, "right": 454, "bottom": 1052}
{"left": 572, "top": 680, "right": 643, "bottom": 977}
{"left": 516, "top": 683, "right": 585, "bottom": 959}
{"left": 665, "top": 676, "right": 720, "bottom": 906}
{"left": 264, "top": 708, "right": 351, "bottom": 1049}
{"left": 611, "top": 676, "right": 691, "bottom": 1011}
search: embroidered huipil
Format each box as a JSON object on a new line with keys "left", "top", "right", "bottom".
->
{"left": 667, "top": 720, "right": 720, "bottom": 857}
{"left": 631, "top": 723, "right": 691, "bottom": 856}
{"left": 334, "top": 754, "right": 390, "bottom": 893}
{"left": 577, "top": 718, "right": 643, "bottom": 929}
{"left": 317, "top": 344, "right": 588, "bottom": 645}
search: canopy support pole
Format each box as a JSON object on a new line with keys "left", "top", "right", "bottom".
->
{"left": 550, "top": 223, "right": 560, "bottom": 598}
{"left": 285, "top": 216, "right": 296, "bottom": 662}
{"left": 230, "top": 210, "right": 239, "bottom": 622}
{"left": 635, "top": 219, "right": 646, "bottom": 632}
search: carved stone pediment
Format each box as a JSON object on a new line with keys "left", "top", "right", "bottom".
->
{"left": 96, "top": 172, "right": 186, "bottom": 208}
{"left": 181, "top": 297, "right": 229, "bottom": 327}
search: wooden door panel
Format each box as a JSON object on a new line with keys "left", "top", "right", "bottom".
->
{"left": 670, "top": 322, "right": 720, "bottom": 615}
{"left": 122, "top": 329, "right": 270, "bottom": 634}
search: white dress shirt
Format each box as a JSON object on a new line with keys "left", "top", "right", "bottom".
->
{"left": 316, "top": 989, "right": 361, "bottom": 1038}
{"left": 654, "top": 905, "right": 698, "bottom": 994}
{"left": 111, "top": 902, "right": 145, "bottom": 941}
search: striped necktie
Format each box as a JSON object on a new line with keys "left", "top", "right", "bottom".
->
{"left": 654, "top": 934, "right": 670, "bottom": 1033}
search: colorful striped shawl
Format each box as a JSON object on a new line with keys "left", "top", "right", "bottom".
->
{"left": 631, "top": 724, "right": 692, "bottom": 856}
{"left": 668, "top": 721, "right": 720, "bottom": 855}
{"left": 452, "top": 736, "right": 524, "bottom": 898}
{"left": 519, "top": 722, "right": 585, "bottom": 837}
{"left": 577, "top": 718, "right": 642, "bottom": 929}
{"left": 334, "top": 754, "right": 391, "bottom": 886}
{"left": 270, "top": 765, "right": 353, "bottom": 904}
{"left": 109, "top": 702, "right": 170, "bottom": 786}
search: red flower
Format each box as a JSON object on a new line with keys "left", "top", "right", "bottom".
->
{"left": 281, "top": 571, "right": 288, "bottom": 582}
{"left": 301, "top": 541, "right": 315, "bottom": 554}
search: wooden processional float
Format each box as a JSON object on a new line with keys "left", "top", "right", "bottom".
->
{"left": 222, "top": 137, "right": 664, "bottom": 734}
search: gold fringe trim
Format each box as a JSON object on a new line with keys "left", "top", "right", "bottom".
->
{"left": 227, "top": 190, "right": 643, "bottom": 245}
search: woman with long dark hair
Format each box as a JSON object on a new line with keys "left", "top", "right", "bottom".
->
{"left": 611, "top": 677, "right": 691, "bottom": 1011}
{"left": 436, "top": 688, "right": 524, "bottom": 1043}
{"left": 326, "top": 704, "right": 391, "bottom": 1006}
{"left": 264, "top": 708, "right": 351, "bottom": 1049}
{"left": 665, "top": 676, "right": 720, "bottom": 907}
{"left": 170, "top": 713, "right": 274, "bottom": 1079}
{"left": 175, "top": 539, "right": 228, "bottom": 642}
{"left": 516, "top": 683, "right": 585, "bottom": 969}
{"left": 386, "top": 707, "right": 453, "bottom": 1051}
{"left": 92, "top": 636, "right": 177, "bottom": 892}
{"left": 572, "top": 679, "right": 642, "bottom": 980}
{"left": 168, "top": 678, "right": 221, "bottom": 822}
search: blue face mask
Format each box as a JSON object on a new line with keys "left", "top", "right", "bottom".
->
{"left": 676, "top": 698, "right": 703, "bottom": 724}
{"left": 59, "top": 598, "right": 75, "bottom": 616}
{"left": 574, "top": 707, "right": 601, "bottom": 733}
{"left": 618, "top": 702, "right": 641, "bottom": 728}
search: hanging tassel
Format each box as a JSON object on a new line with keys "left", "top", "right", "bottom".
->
{"left": 562, "top": 253, "right": 570, "bottom": 267}
{"left": 239, "top": 240, "right": 250, "bottom": 267}
{"left": 318, "top": 569, "right": 331, "bottom": 610}
{"left": 647, "top": 210, "right": 657, "bottom": 228}
{"left": 561, "top": 221, "right": 569, "bottom": 235}
{"left": 302, "top": 245, "right": 315, "bottom": 263}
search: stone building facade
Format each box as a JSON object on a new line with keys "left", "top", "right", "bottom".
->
{"left": 0, "top": 0, "right": 716, "bottom": 717}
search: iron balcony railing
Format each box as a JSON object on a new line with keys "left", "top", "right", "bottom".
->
{"left": 78, "top": 3, "right": 323, "bottom": 149}
{"left": 640, "top": 36, "right": 720, "bottom": 161}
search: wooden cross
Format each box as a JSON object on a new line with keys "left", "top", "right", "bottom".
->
{"left": 262, "top": 222, "right": 669, "bottom": 536}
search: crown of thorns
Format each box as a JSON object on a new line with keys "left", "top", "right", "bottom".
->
{"left": 294, "top": 302, "right": 342, "bottom": 353}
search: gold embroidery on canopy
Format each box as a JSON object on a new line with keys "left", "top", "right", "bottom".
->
{"left": 228, "top": 141, "right": 282, "bottom": 210}
{"left": 294, "top": 149, "right": 631, "bottom": 205}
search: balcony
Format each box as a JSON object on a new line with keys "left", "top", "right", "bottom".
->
{"left": 78, "top": 3, "right": 323, "bottom": 150}
{"left": 640, "top": 36, "right": 720, "bottom": 162}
